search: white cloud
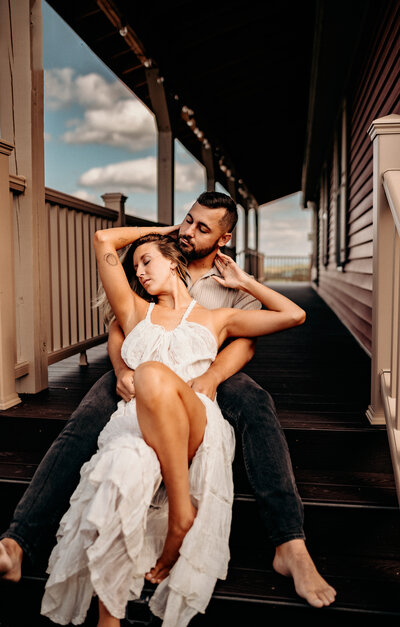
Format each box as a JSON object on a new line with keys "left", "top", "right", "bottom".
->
{"left": 79, "top": 157, "right": 204, "bottom": 194}
{"left": 45, "top": 68, "right": 130, "bottom": 111}
{"left": 45, "top": 69, "right": 156, "bottom": 152}
{"left": 63, "top": 99, "right": 156, "bottom": 152}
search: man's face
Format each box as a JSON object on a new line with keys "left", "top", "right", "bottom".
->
{"left": 178, "top": 202, "right": 230, "bottom": 260}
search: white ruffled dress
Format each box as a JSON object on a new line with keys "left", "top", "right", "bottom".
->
{"left": 40, "top": 299, "right": 235, "bottom": 626}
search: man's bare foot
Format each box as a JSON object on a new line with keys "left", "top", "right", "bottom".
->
{"left": 145, "top": 505, "right": 197, "bottom": 584}
{"left": 0, "top": 539, "right": 23, "bottom": 582}
{"left": 273, "top": 539, "right": 336, "bottom": 608}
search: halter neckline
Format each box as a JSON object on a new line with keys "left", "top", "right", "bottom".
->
{"left": 146, "top": 299, "right": 197, "bottom": 332}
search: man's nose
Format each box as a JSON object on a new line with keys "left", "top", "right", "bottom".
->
{"left": 185, "top": 223, "right": 195, "bottom": 237}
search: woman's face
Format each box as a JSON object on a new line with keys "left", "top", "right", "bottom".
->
{"left": 133, "top": 242, "right": 175, "bottom": 295}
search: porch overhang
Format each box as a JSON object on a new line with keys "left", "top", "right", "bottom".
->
{"left": 301, "top": 0, "right": 384, "bottom": 207}
{"left": 46, "top": 0, "right": 316, "bottom": 207}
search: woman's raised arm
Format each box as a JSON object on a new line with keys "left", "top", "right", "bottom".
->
{"left": 211, "top": 251, "right": 306, "bottom": 342}
{"left": 93, "top": 224, "right": 176, "bottom": 334}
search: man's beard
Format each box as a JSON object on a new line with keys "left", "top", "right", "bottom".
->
{"left": 178, "top": 236, "right": 220, "bottom": 261}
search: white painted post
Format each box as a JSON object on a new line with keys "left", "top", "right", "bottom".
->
{"left": 146, "top": 68, "right": 174, "bottom": 225}
{"left": 367, "top": 115, "right": 400, "bottom": 424}
{"left": 201, "top": 143, "right": 215, "bottom": 192}
{"left": 101, "top": 192, "right": 127, "bottom": 226}
{"left": 0, "top": 140, "right": 21, "bottom": 409}
{"left": 0, "top": 0, "right": 50, "bottom": 393}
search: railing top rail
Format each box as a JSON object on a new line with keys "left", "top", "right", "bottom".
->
{"left": 45, "top": 187, "right": 119, "bottom": 221}
{"left": 382, "top": 169, "right": 400, "bottom": 237}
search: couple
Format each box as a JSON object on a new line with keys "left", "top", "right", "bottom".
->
{"left": 0, "top": 192, "right": 336, "bottom": 625}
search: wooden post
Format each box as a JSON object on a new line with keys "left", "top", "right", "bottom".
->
{"left": 226, "top": 177, "right": 237, "bottom": 254}
{"left": 367, "top": 114, "right": 400, "bottom": 424}
{"left": 146, "top": 68, "right": 174, "bottom": 225}
{"left": 101, "top": 192, "right": 127, "bottom": 226}
{"left": 243, "top": 206, "right": 250, "bottom": 273}
{"left": 0, "top": 0, "right": 50, "bottom": 393}
{"left": 307, "top": 201, "right": 319, "bottom": 283}
{"left": 0, "top": 140, "right": 21, "bottom": 409}
{"left": 201, "top": 144, "right": 215, "bottom": 191}
{"left": 254, "top": 208, "right": 259, "bottom": 253}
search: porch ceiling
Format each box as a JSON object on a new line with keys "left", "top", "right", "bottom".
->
{"left": 47, "top": 0, "right": 316, "bottom": 206}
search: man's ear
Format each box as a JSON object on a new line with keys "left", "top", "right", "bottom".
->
{"left": 218, "top": 232, "right": 232, "bottom": 248}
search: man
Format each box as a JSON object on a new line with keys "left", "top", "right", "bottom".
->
{"left": 0, "top": 191, "right": 336, "bottom": 608}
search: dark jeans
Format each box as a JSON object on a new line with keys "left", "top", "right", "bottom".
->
{"left": 1, "top": 370, "right": 304, "bottom": 566}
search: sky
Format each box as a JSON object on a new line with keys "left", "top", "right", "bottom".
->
{"left": 42, "top": 1, "right": 311, "bottom": 256}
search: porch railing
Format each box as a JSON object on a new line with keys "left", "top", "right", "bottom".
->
{"left": 263, "top": 255, "right": 311, "bottom": 282}
{"left": 8, "top": 180, "right": 161, "bottom": 387}
{"left": 44, "top": 190, "right": 161, "bottom": 365}
{"left": 380, "top": 169, "right": 400, "bottom": 501}
{"left": 368, "top": 114, "right": 400, "bottom": 505}
{"left": 45, "top": 189, "right": 116, "bottom": 365}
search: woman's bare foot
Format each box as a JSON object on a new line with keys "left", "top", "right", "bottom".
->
{"left": 145, "top": 505, "right": 197, "bottom": 584}
{"left": 0, "top": 539, "right": 23, "bottom": 582}
{"left": 273, "top": 539, "right": 336, "bottom": 608}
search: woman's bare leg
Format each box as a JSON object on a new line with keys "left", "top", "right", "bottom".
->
{"left": 97, "top": 599, "right": 120, "bottom": 627}
{"left": 134, "top": 362, "right": 207, "bottom": 583}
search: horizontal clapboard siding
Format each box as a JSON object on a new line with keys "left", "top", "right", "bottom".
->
{"left": 317, "top": 0, "right": 400, "bottom": 355}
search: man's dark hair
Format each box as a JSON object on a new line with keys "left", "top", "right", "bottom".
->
{"left": 196, "top": 191, "right": 238, "bottom": 232}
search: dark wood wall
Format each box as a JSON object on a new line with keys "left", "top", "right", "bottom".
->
{"left": 316, "top": 1, "right": 400, "bottom": 355}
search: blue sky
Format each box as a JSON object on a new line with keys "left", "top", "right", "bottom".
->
{"left": 42, "top": 1, "right": 311, "bottom": 255}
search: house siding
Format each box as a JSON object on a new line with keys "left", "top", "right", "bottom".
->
{"left": 316, "top": 0, "right": 400, "bottom": 355}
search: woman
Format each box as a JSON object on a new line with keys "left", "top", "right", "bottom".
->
{"left": 41, "top": 224, "right": 305, "bottom": 627}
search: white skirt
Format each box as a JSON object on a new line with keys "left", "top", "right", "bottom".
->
{"left": 40, "top": 393, "right": 235, "bottom": 626}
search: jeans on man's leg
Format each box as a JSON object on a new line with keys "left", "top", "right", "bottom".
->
{"left": 0, "top": 370, "right": 119, "bottom": 566}
{"left": 217, "top": 372, "right": 305, "bottom": 547}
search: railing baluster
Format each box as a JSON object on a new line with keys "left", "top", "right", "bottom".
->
{"left": 83, "top": 213, "right": 92, "bottom": 340}
{"left": 68, "top": 209, "right": 78, "bottom": 346}
{"left": 75, "top": 211, "right": 85, "bottom": 343}
{"left": 48, "top": 203, "right": 61, "bottom": 353}
{"left": 59, "top": 207, "right": 70, "bottom": 348}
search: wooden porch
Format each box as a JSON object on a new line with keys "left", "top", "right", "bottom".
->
{"left": 1, "top": 283, "right": 399, "bottom": 626}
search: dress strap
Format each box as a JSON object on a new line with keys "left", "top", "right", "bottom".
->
{"left": 145, "top": 302, "right": 156, "bottom": 320}
{"left": 182, "top": 298, "right": 196, "bottom": 321}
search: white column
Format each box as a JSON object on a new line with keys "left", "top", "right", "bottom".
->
{"left": 102, "top": 192, "right": 127, "bottom": 226}
{"left": 146, "top": 68, "right": 174, "bottom": 225}
{"left": 0, "top": 0, "right": 50, "bottom": 393}
{"left": 201, "top": 143, "right": 215, "bottom": 191}
{"left": 367, "top": 114, "right": 400, "bottom": 424}
{"left": 0, "top": 139, "right": 21, "bottom": 409}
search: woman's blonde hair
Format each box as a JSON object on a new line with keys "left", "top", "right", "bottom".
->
{"left": 94, "top": 233, "right": 188, "bottom": 329}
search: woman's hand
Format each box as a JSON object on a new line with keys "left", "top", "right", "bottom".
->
{"left": 115, "top": 365, "right": 136, "bottom": 402}
{"left": 213, "top": 251, "right": 248, "bottom": 290}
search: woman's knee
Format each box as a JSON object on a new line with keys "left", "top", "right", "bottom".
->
{"left": 135, "top": 361, "right": 172, "bottom": 400}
